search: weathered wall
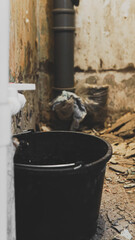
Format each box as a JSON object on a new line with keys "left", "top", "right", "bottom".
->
{"left": 10, "top": 0, "right": 53, "bottom": 133}
{"left": 36, "top": 0, "right": 54, "bottom": 124}
{"left": 9, "top": 0, "right": 135, "bottom": 126}
{"left": 8, "top": 1, "right": 135, "bottom": 239}
{"left": 10, "top": 0, "right": 37, "bottom": 82}
{"left": 8, "top": 1, "right": 54, "bottom": 239}
{"left": 74, "top": 0, "right": 135, "bottom": 117}
{"left": 75, "top": 0, "right": 135, "bottom": 70}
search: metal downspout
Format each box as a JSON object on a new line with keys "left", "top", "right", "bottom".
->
{"left": 53, "top": 0, "right": 80, "bottom": 94}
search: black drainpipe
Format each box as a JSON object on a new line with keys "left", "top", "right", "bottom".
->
{"left": 53, "top": 0, "right": 80, "bottom": 95}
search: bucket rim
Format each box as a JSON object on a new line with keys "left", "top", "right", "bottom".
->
{"left": 14, "top": 130, "right": 112, "bottom": 172}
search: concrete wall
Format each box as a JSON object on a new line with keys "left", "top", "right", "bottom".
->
{"left": 9, "top": 0, "right": 135, "bottom": 126}
{"left": 74, "top": 0, "right": 135, "bottom": 118}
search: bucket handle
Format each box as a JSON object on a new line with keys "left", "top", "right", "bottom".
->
{"left": 15, "top": 162, "right": 82, "bottom": 170}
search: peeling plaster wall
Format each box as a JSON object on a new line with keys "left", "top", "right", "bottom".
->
{"left": 74, "top": 0, "right": 135, "bottom": 116}
{"left": 9, "top": 0, "right": 135, "bottom": 123}
{"left": 10, "top": 0, "right": 37, "bottom": 82}
{"left": 75, "top": 72, "right": 135, "bottom": 121}
{"left": 75, "top": 0, "right": 135, "bottom": 70}
{"left": 9, "top": 0, "right": 54, "bottom": 133}
{"left": 36, "top": 0, "right": 54, "bottom": 124}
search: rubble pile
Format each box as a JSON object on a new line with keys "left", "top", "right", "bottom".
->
{"left": 85, "top": 112, "right": 135, "bottom": 240}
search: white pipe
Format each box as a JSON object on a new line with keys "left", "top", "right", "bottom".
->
{"left": 0, "top": 1, "right": 10, "bottom": 104}
{"left": 8, "top": 84, "right": 36, "bottom": 115}
{"left": 0, "top": 147, "right": 8, "bottom": 240}
{"left": 7, "top": 84, "right": 35, "bottom": 240}
{"left": 9, "top": 83, "right": 36, "bottom": 91}
{"left": 0, "top": 1, "right": 10, "bottom": 240}
{"left": 0, "top": 1, "right": 36, "bottom": 239}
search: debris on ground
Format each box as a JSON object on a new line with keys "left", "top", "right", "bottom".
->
{"left": 99, "top": 133, "right": 124, "bottom": 144}
{"left": 87, "top": 112, "right": 135, "bottom": 239}
{"left": 38, "top": 123, "right": 51, "bottom": 132}
{"left": 115, "top": 119, "right": 135, "bottom": 138}
{"left": 112, "top": 228, "right": 132, "bottom": 240}
{"left": 50, "top": 91, "right": 87, "bottom": 130}
{"left": 106, "top": 112, "right": 135, "bottom": 138}
{"left": 121, "top": 229, "right": 132, "bottom": 240}
{"left": 83, "top": 128, "right": 101, "bottom": 136}
{"left": 123, "top": 183, "right": 135, "bottom": 189}
{"left": 109, "top": 165, "right": 128, "bottom": 174}
{"left": 112, "top": 235, "right": 130, "bottom": 240}
{"left": 126, "top": 143, "right": 135, "bottom": 158}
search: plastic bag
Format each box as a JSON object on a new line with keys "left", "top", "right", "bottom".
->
{"left": 50, "top": 91, "right": 87, "bottom": 130}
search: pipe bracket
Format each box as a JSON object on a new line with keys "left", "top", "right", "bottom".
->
{"left": 53, "top": 8, "right": 75, "bottom": 14}
{"left": 53, "top": 87, "right": 75, "bottom": 91}
{"left": 53, "top": 26, "right": 75, "bottom": 31}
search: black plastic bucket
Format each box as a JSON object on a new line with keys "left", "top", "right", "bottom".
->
{"left": 14, "top": 131, "right": 112, "bottom": 240}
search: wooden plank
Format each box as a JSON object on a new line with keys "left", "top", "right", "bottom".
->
{"left": 115, "top": 118, "right": 135, "bottom": 138}
{"left": 107, "top": 113, "right": 135, "bottom": 133}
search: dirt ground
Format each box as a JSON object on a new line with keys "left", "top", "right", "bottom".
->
{"left": 88, "top": 113, "right": 135, "bottom": 240}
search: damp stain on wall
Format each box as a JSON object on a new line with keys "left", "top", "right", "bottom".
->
{"left": 9, "top": 0, "right": 54, "bottom": 131}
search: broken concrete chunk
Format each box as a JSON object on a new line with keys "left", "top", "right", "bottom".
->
{"left": 128, "top": 167, "right": 135, "bottom": 175}
{"left": 109, "top": 165, "right": 128, "bottom": 174}
{"left": 127, "top": 142, "right": 135, "bottom": 149}
{"left": 112, "top": 219, "right": 129, "bottom": 234}
{"left": 126, "top": 189, "right": 135, "bottom": 194}
{"left": 101, "top": 133, "right": 124, "bottom": 144}
{"left": 124, "top": 183, "right": 135, "bottom": 188}
{"left": 107, "top": 210, "right": 124, "bottom": 225}
{"left": 118, "top": 219, "right": 129, "bottom": 229}
{"left": 126, "top": 143, "right": 135, "bottom": 158}
{"left": 116, "top": 205, "right": 125, "bottom": 211}
{"left": 112, "top": 142, "right": 127, "bottom": 156}
{"left": 112, "top": 224, "right": 125, "bottom": 234}
{"left": 110, "top": 155, "right": 132, "bottom": 166}
{"left": 112, "top": 220, "right": 130, "bottom": 238}
{"left": 117, "top": 179, "right": 125, "bottom": 184}
{"left": 115, "top": 118, "right": 135, "bottom": 138}
{"left": 121, "top": 229, "right": 132, "bottom": 240}
{"left": 118, "top": 158, "right": 135, "bottom": 166}
{"left": 127, "top": 175, "right": 135, "bottom": 180}
{"left": 126, "top": 152, "right": 135, "bottom": 159}
{"left": 107, "top": 113, "right": 135, "bottom": 133}
{"left": 39, "top": 124, "right": 51, "bottom": 132}
{"left": 105, "top": 177, "right": 112, "bottom": 182}
{"left": 127, "top": 168, "right": 135, "bottom": 180}
{"left": 112, "top": 235, "right": 129, "bottom": 240}
{"left": 110, "top": 159, "right": 119, "bottom": 164}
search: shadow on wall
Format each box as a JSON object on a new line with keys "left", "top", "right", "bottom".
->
{"left": 36, "top": 0, "right": 54, "bottom": 127}
{"left": 38, "top": 0, "right": 54, "bottom": 73}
